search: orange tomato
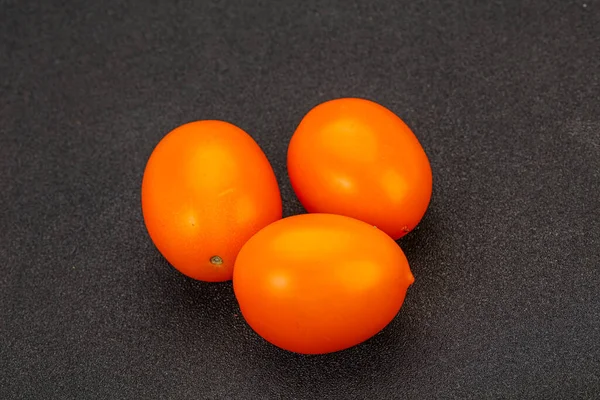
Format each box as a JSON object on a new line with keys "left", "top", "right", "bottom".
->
{"left": 233, "top": 213, "right": 414, "bottom": 354}
{"left": 287, "top": 97, "right": 432, "bottom": 240}
{"left": 141, "top": 120, "right": 282, "bottom": 282}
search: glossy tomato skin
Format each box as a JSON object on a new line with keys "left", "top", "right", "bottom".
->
{"left": 233, "top": 213, "right": 414, "bottom": 354}
{"left": 287, "top": 98, "right": 432, "bottom": 240}
{"left": 141, "top": 120, "right": 282, "bottom": 282}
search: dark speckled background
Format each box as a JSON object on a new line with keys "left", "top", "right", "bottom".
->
{"left": 1, "top": 0, "right": 599, "bottom": 398}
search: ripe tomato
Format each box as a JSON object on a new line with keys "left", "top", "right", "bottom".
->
{"left": 233, "top": 213, "right": 414, "bottom": 354}
{"left": 287, "top": 98, "right": 432, "bottom": 240}
{"left": 141, "top": 120, "right": 282, "bottom": 282}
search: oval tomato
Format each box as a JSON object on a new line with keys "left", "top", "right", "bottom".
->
{"left": 141, "top": 120, "right": 282, "bottom": 282}
{"left": 233, "top": 213, "right": 414, "bottom": 354}
{"left": 287, "top": 97, "right": 432, "bottom": 240}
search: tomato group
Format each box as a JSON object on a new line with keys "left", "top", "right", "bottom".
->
{"left": 233, "top": 213, "right": 414, "bottom": 354}
{"left": 287, "top": 97, "right": 432, "bottom": 240}
{"left": 141, "top": 120, "right": 282, "bottom": 282}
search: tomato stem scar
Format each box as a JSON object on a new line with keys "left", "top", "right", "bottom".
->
{"left": 210, "top": 256, "right": 223, "bottom": 265}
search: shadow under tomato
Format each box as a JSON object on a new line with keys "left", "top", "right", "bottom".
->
{"left": 137, "top": 252, "right": 240, "bottom": 337}
{"left": 240, "top": 306, "right": 429, "bottom": 399}
{"left": 278, "top": 175, "right": 307, "bottom": 218}
{"left": 237, "top": 207, "right": 446, "bottom": 398}
{"left": 397, "top": 204, "right": 444, "bottom": 279}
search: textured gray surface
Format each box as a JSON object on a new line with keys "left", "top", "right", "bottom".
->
{"left": 1, "top": 0, "right": 599, "bottom": 398}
